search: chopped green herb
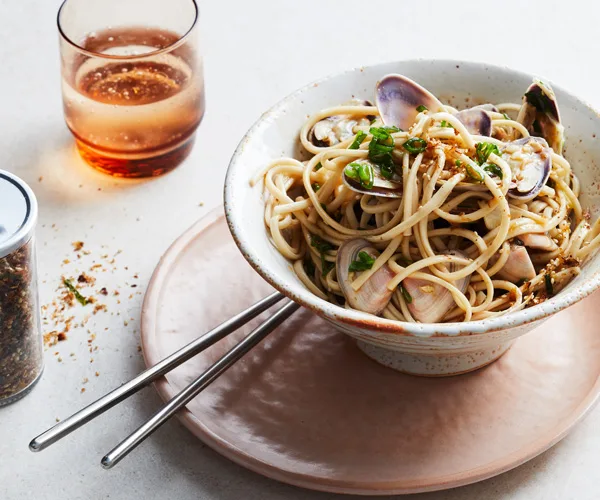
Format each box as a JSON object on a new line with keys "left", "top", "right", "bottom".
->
{"left": 502, "top": 113, "right": 510, "bottom": 120}
{"left": 348, "top": 130, "right": 367, "bottom": 150}
{"left": 63, "top": 278, "right": 88, "bottom": 306}
{"left": 399, "top": 284, "right": 413, "bottom": 303}
{"left": 455, "top": 159, "right": 462, "bottom": 167}
{"left": 311, "top": 235, "right": 333, "bottom": 254}
{"left": 483, "top": 163, "right": 503, "bottom": 179}
{"left": 311, "top": 235, "right": 335, "bottom": 277}
{"left": 345, "top": 162, "right": 374, "bottom": 189}
{"left": 440, "top": 120, "right": 453, "bottom": 128}
{"left": 369, "top": 127, "right": 393, "bottom": 141}
{"left": 348, "top": 251, "right": 375, "bottom": 272}
{"left": 367, "top": 127, "right": 399, "bottom": 179}
{"left": 403, "top": 137, "right": 427, "bottom": 154}
{"left": 544, "top": 274, "right": 554, "bottom": 297}
{"left": 314, "top": 162, "right": 323, "bottom": 171}
{"left": 465, "top": 163, "right": 484, "bottom": 183}
{"left": 475, "top": 142, "right": 501, "bottom": 165}
{"left": 311, "top": 182, "right": 321, "bottom": 192}
{"left": 416, "top": 105, "right": 428, "bottom": 112}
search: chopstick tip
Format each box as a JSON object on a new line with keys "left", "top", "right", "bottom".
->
{"left": 28, "top": 438, "right": 42, "bottom": 452}
{"left": 100, "top": 455, "right": 115, "bottom": 469}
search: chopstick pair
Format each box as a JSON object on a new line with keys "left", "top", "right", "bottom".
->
{"left": 29, "top": 291, "right": 299, "bottom": 468}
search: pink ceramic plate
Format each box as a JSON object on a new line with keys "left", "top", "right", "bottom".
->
{"left": 141, "top": 208, "right": 600, "bottom": 495}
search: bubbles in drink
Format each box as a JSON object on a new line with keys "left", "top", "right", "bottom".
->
{"left": 62, "top": 27, "right": 205, "bottom": 177}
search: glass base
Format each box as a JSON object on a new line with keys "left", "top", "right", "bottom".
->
{"left": 0, "top": 366, "right": 44, "bottom": 407}
{"left": 76, "top": 136, "right": 196, "bottom": 179}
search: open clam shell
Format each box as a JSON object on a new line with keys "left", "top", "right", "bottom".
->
{"left": 336, "top": 239, "right": 395, "bottom": 315}
{"left": 309, "top": 99, "right": 373, "bottom": 147}
{"left": 503, "top": 136, "right": 551, "bottom": 201}
{"left": 517, "top": 80, "right": 564, "bottom": 153}
{"left": 402, "top": 250, "right": 471, "bottom": 323}
{"left": 494, "top": 244, "right": 536, "bottom": 282}
{"left": 455, "top": 108, "right": 492, "bottom": 136}
{"left": 375, "top": 74, "right": 444, "bottom": 130}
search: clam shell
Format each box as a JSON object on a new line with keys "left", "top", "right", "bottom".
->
{"left": 336, "top": 239, "right": 395, "bottom": 315}
{"left": 403, "top": 250, "right": 470, "bottom": 323}
{"left": 375, "top": 74, "right": 444, "bottom": 130}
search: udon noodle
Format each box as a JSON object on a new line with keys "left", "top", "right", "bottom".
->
{"left": 254, "top": 75, "right": 600, "bottom": 323}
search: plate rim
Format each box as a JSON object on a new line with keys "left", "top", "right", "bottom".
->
{"left": 141, "top": 206, "right": 600, "bottom": 495}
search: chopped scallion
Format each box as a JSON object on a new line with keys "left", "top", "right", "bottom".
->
{"left": 348, "top": 130, "right": 367, "bottom": 150}
{"left": 465, "top": 163, "right": 484, "bottom": 183}
{"left": 348, "top": 251, "right": 375, "bottom": 272}
{"left": 345, "top": 162, "right": 375, "bottom": 189}
{"left": 400, "top": 284, "right": 413, "bottom": 303}
{"left": 416, "top": 105, "right": 428, "bottom": 112}
{"left": 403, "top": 137, "right": 427, "bottom": 154}
{"left": 63, "top": 278, "right": 88, "bottom": 306}
{"left": 475, "top": 142, "right": 501, "bottom": 165}
{"left": 483, "top": 163, "right": 503, "bottom": 179}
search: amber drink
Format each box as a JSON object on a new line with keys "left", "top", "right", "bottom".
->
{"left": 58, "top": 0, "right": 203, "bottom": 178}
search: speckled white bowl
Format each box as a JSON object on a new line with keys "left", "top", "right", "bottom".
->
{"left": 224, "top": 59, "right": 600, "bottom": 376}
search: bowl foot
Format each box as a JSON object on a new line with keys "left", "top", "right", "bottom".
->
{"left": 356, "top": 340, "right": 514, "bottom": 377}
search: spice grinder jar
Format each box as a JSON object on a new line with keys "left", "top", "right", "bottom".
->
{"left": 0, "top": 170, "right": 43, "bottom": 406}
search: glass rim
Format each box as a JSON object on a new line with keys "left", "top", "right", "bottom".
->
{"left": 56, "top": 0, "right": 199, "bottom": 60}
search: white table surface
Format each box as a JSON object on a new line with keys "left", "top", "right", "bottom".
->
{"left": 1, "top": 0, "right": 600, "bottom": 498}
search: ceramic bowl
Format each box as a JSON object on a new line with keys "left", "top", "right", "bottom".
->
{"left": 224, "top": 59, "right": 600, "bottom": 376}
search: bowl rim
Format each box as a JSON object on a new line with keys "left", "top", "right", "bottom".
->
{"left": 224, "top": 58, "right": 600, "bottom": 338}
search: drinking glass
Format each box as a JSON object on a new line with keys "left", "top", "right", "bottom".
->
{"left": 58, "top": 0, "right": 204, "bottom": 178}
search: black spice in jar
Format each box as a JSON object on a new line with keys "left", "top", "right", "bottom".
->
{"left": 0, "top": 238, "right": 43, "bottom": 402}
{"left": 0, "top": 170, "right": 43, "bottom": 406}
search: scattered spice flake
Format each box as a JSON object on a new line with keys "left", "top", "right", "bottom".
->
{"left": 62, "top": 259, "right": 70, "bottom": 265}
{"left": 95, "top": 372, "right": 100, "bottom": 377}
{"left": 93, "top": 304, "right": 107, "bottom": 315}
{"left": 44, "top": 332, "right": 59, "bottom": 347}
{"left": 77, "top": 273, "right": 95, "bottom": 285}
{"left": 63, "top": 278, "right": 89, "bottom": 306}
{"left": 72, "top": 241, "right": 84, "bottom": 251}
{"left": 82, "top": 377, "right": 89, "bottom": 384}
{"left": 57, "top": 332, "right": 67, "bottom": 342}
{"left": 80, "top": 388, "right": 86, "bottom": 393}
{"left": 38, "top": 176, "right": 43, "bottom": 182}
{"left": 99, "top": 287, "right": 108, "bottom": 296}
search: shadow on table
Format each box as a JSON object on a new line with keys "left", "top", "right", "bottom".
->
{"left": 5, "top": 125, "right": 161, "bottom": 206}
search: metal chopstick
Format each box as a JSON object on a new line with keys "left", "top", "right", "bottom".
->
{"left": 101, "top": 300, "right": 300, "bottom": 469}
{"left": 29, "top": 291, "right": 285, "bottom": 453}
